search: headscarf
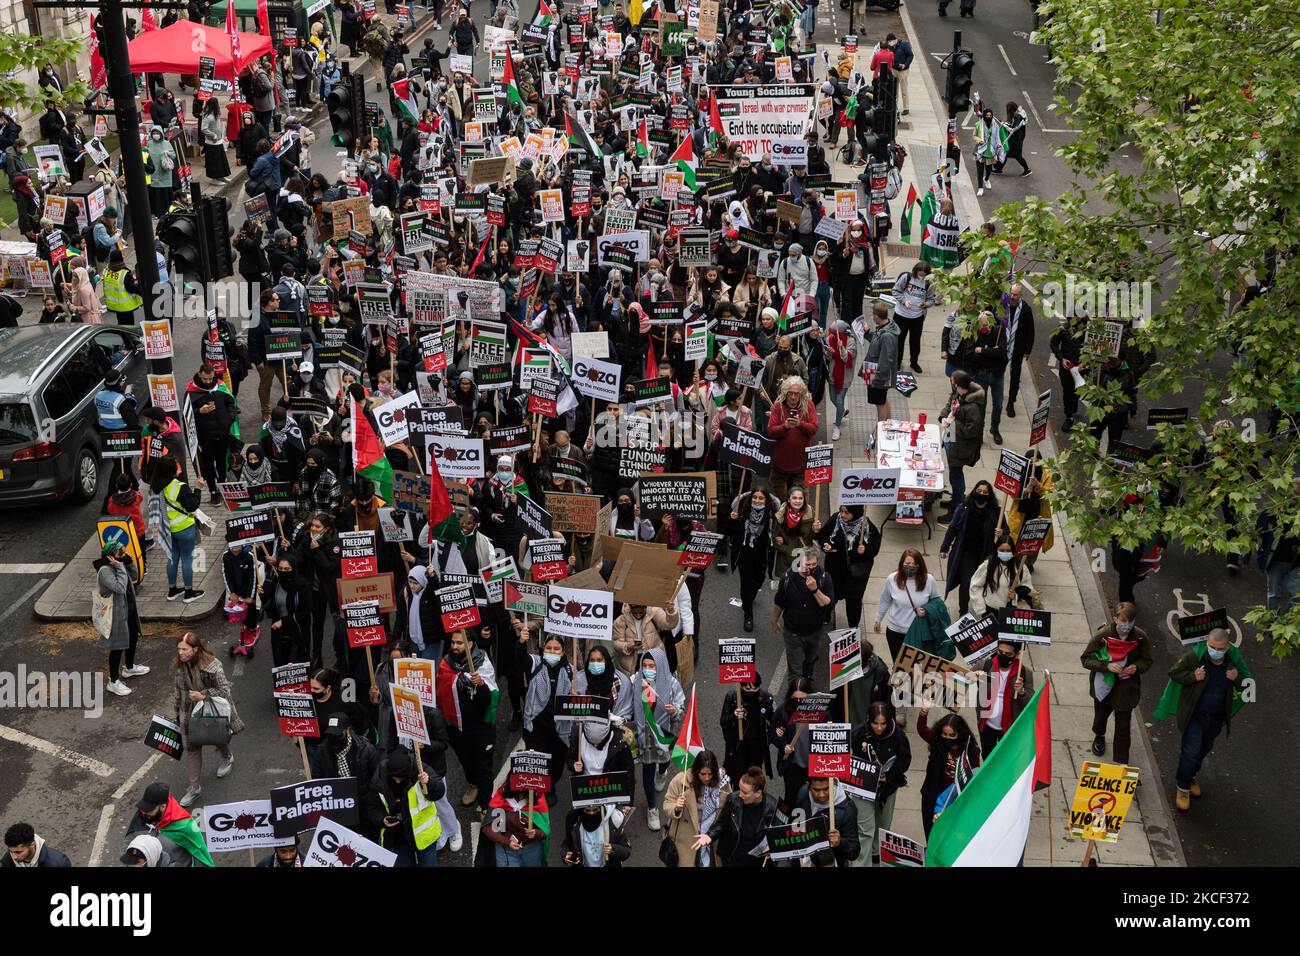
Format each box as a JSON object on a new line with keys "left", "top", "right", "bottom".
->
{"left": 265, "top": 413, "right": 304, "bottom": 454}
{"left": 835, "top": 505, "right": 865, "bottom": 545}
{"left": 242, "top": 445, "right": 273, "bottom": 485}
{"left": 407, "top": 566, "right": 429, "bottom": 651}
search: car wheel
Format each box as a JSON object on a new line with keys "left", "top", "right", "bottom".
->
{"left": 70, "top": 446, "right": 100, "bottom": 504}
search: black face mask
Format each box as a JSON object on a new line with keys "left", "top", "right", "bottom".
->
{"left": 580, "top": 811, "right": 603, "bottom": 832}
{"left": 997, "top": 653, "right": 1016, "bottom": 667}
{"left": 325, "top": 735, "right": 346, "bottom": 753}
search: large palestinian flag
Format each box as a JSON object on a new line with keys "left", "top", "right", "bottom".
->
{"left": 925, "top": 677, "right": 1052, "bottom": 867}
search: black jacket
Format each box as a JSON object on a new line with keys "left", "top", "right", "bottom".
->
{"left": 849, "top": 720, "right": 912, "bottom": 802}
{"left": 562, "top": 809, "right": 632, "bottom": 867}
{"left": 955, "top": 321, "right": 1009, "bottom": 374}
{"left": 186, "top": 377, "right": 237, "bottom": 441}
{"left": 790, "top": 786, "right": 860, "bottom": 865}
{"left": 0, "top": 843, "right": 71, "bottom": 867}
{"left": 707, "top": 791, "right": 780, "bottom": 867}
{"left": 310, "top": 733, "right": 382, "bottom": 809}
{"left": 1006, "top": 299, "right": 1036, "bottom": 360}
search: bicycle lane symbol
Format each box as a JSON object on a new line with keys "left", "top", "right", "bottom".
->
{"left": 1165, "top": 589, "right": 1243, "bottom": 647}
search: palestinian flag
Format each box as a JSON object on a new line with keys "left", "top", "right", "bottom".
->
{"left": 635, "top": 118, "right": 651, "bottom": 159}
{"left": 158, "top": 796, "right": 215, "bottom": 867}
{"left": 351, "top": 396, "right": 393, "bottom": 504}
{"left": 668, "top": 136, "right": 697, "bottom": 194}
{"left": 670, "top": 685, "right": 704, "bottom": 772}
{"left": 392, "top": 78, "right": 419, "bottom": 123}
{"left": 531, "top": 0, "right": 555, "bottom": 26}
{"left": 777, "top": 281, "right": 797, "bottom": 332}
{"left": 1154, "top": 641, "right": 1254, "bottom": 723}
{"left": 899, "top": 183, "right": 919, "bottom": 243}
{"left": 926, "top": 678, "right": 1052, "bottom": 867}
{"left": 426, "top": 449, "right": 454, "bottom": 528}
{"left": 641, "top": 681, "right": 676, "bottom": 752}
{"left": 708, "top": 90, "right": 725, "bottom": 147}
{"left": 435, "top": 652, "right": 500, "bottom": 730}
{"left": 503, "top": 49, "right": 524, "bottom": 110}
{"left": 565, "top": 109, "right": 602, "bottom": 159}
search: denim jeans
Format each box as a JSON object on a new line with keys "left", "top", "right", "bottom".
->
{"left": 168, "top": 524, "right": 197, "bottom": 589}
{"left": 945, "top": 442, "right": 966, "bottom": 503}
{"left": 972, "top": 369, "right": 1005, "bottom": 432}
{"left": 1176, "top": 711, "right": 1224, "bottom": 790}
{"left": 495, "top": 840, "right": 544, "bottom": 867}
{"left": 1266, "top": 561, "right": 1299, "bottom": 611}
{"left": 832, "top": 384, "right": 851, "bottom": 426}
{"left": 641, "top": 761, "right": 668, "bottom": 808}
{"left": 417, "top": 641, "right": 443, "bottom": 663}
{"left": 394, "top": 841, "right": 440, "bottom": 867}
{"left": 816, "top": 281, "right": 831, "bottom": 329}
{"left": 800, "top": 3, "right": 816, "bottom": 37}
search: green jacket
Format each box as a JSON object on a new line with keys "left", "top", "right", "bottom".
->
{"left": 903, "top": 596, "right": 955, "bottom": 660}
{"left": 1153, "top": 642, "right": 1253, "bottom": 733}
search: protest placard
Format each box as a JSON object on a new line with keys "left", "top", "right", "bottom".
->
{"left": 997, "top": 607, "right": 1052, "bottom": 645}
{"left": 790, "top": 691, "right": 835, "bottom": 724}
{"left": 304, "top": 818, "right": 395, "bottom": 867}
{"left": 1015, "top": 517, "right": 1052, "bottom": 558}
{"left": 570, "top": 771, "right": 633, "bottom": 807}
{"left": 836, "top": 467, "right": 902, "bottom": 506}
{"left": 549, "top": 493, "right": 602, "bottom": 534}
{"left": 144, "top": 714, "right": 184, "bottom": 760}
{"left": 555, "top": 694, "right": 611, "bottom": 723}
{"left": 803, "top": 444, "right": 833, "bottom": 486}
{"left": 272, "top": 662, "right": 312, "bottom": 695}
{"left": 636, "top": 472, "right": 711, "bottom": 521}
{"left": 390, "top": 684, "right": 430, "bottom": 745}
{"left": 678, "top": 530, "right": 724, "bottom": 569}
{"left": 224, "top": 511, "right": 276, "bottom": 549}
{"left": 505, "top": 579, "right": 548, "bottom": 617}
{"left": 529, "top": 537, "right": 570, "bottom": 582}
{"left": 273, "top": 692, "right": 319, "bottom": 737}
{"left": 343, "top": 600, "right": 387, "bottom": 648}
{"left": 1175, "top": 607, "right": 1230, "bottom": 646}
{"left": 718, "top": 638, "right": 758, "bottom": 684}
{"left": 807, "top": 722, "right": 852, "bottom": 777}
{"left": 202, "top": 800, "right": 294, "bottom": 853}
{"left": 827, "top": 629, "right": 862, "bottom": 690}
{"left": 880, "top": 829, "right": 926, "bottom": 866}
{"left": 994, "top": 449, "right": 1033, "bottom": 498}
{"left": 1069, "top": 761, "right": 1140, "bottom": 843}
{"left": 339, "top": 530, "right": 379, "bottom": 578}
{"left": 764, "top": 817, "right": 829, "bottom": 861}
{"left": 839, "top": 754, "right": 883, "bottom": 801}
{"left": 394, "top": 658, "right": 436, "bottom": 706}
{"left": 718, "top": 420, "right": 775, "bottom": 476}
{"left": 546, "top": 584, "right": 614, "bottom": 640}
{"left": 436, "top": 581, "right": 481, "bottom": 631}
{"left": 509, "top": 750, "right": 553, "bottom": 793}
{"left": 946, "top": 613, "right": 1000, "bottom": 665}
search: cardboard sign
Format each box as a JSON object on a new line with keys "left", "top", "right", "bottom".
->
{"left": 807, "top": 722, "right": 852, "bottom": 778}
{"left": 570, "top": 771, "right": 634, "bottom": 807}
{"left": 946, "top": 613, "right": 999, "bottom": 665}
{"left": 505, "top": 579, "right": 548, "bottom": 617}
{"left": 339, "top": 530, "right": 379, "bottom": 578}
{"left": 529, "top": 537, "right": 570, "bottom": 582}
{"left": 549, "top": 493, "right": 602, "bottom": 535}
{"left": 1069, "top": 761, "right": 1140, "bottom": 843}
{"left": 636, "top": 472, "right": 710, "bottom": 521}
{"left": 273, "top": 692, "right": 319, "bottom": 737}
{"left": 827, "top": 628, "right": 862, "bottom": 691}
{"left": 555, "top": 694, "right": 611, "bottom": 723}
{"left": 803, "top": 444, "right": 833, "bottom": 486}
{"left": 997, "top": 607, "right": 1052, "bottom": 645}
{"left": 1015, "top": 517, "right": 1052, "bottom": 558}
{"left": 546, "top": 584, "right": 614, "bottom": 640}
{"left": 144, "top": 713, "right": 184, "bottom": 760}
{"left": 890, "top": 645, "right": 972, "bottom": 694}
{"left": 1176, "top": 607, "right": 1230, "bottom": 646}
{"left": 304, "top": 818, "right": 396, "bottom": 867}
{"left": 436, "top": 581, "right": 481, "bottom": 631}
{"left": 836, "top": 467, "right": 902, "bottom": 506}
{"left": 224, "top": 511, "right": 276, "bottom": 549}
{"left": 765, "top": 817, "right": 829, "bottom": 861}
{"left": 527, "top": 376, "right": 561, "bottom": 418}
{"left": 509, "top": 749, "right": 553, "bottom": 793}
{"left": 336, "top": 574, "right": 397, "bottom": 615}
{"left": 994, "top": 449, "right": 1033, "bottom": 498}
{"left": 678, "top": 530, "right": 724, "bottom": 569}
{"left": 880, "top": 830, "right": 926, "bottom": 866}
{"left": 839, "top": 754, "right": 883, "bottom": 801}
{"left": 391, "top": 684, "right": 430, "bottom": 745}
{"left": 272, "top": 662, "right": 312, "bottom": 696}
{"left": 789, "top": 691, "right": 835, "bottom": 724}
{"left": 202, "top": 800, "right": 295, "bottom": 853}
{"left": 718, "top": 420, "right": 775, "bottom": 476}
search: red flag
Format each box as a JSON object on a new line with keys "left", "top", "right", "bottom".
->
{"left": 469, "top": 234, "right": 491, "bottom": 278}
{"left": 709, "top": 90, "right": 724, "bottom": 138}
{"left": 89, "top": 16, "right": 107, "bottom": 89}
{"left": 141, "top": 6, "right": 158, "bottom": 30}
{"left": 427, "top": 451, "right": 453, "bottom": 529}
{"left": 645, "top": 344, "right": 657, "bottom": 380}
{"left": 257, "top": 0, "right": 270, "bottom": 36}
{"left": 225, "top": 0, "right": 242, "bottom": 66}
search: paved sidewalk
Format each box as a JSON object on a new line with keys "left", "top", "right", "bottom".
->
{"left": 813, "top": 10, "right": 1180, "bottom": 866}
{"left": 34, "top": 502, "right": 235, "bottom": 624}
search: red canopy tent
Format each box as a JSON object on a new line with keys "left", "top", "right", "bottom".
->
{"left": 127, "top": 20, "right": 273, "bottom": 80}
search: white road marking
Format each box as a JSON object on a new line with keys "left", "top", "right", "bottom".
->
{"left": 0, "top": 578, "right": 49, "bottom": 622}
{"left": 113, "top": 750, "right": 165, "bottom": 800}
{"left": 998, "top": 44, "right": 1018, "bottom": 77}
{"left": 88, "top": 803, "right": 115, "bottom": 868}
{"left": 0, "top": 563, "right": 65, "bottom": 574}
{"left": 0, "top": 723, "right": 116, "bottom": 777}
{"left": 1020, "top": 90, "right": 1073, "bottom": 134}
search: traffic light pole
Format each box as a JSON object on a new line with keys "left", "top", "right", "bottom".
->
{"left": 947, "top": 31, "right": 962, "bottom": 172}
{"left": 100, "top": 0, "right": 164, "bottom": 345}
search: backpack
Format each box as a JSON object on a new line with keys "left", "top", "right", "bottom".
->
{"left": 884, "top": 165, "right": 902, "bottom": 199}
{"left": 890, "top": 142, "right": 907, "bottom": 170}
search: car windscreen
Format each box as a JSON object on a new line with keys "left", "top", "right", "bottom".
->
{"left": 0, "top": 401, "right": 38, "bottom": 445}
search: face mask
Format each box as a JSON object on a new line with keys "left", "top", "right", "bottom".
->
{"left": 588, "top": 661, "right": 605, "bottom": 676}
{"left": 1207, "top": 647, "right": 1227, "bottom": 662}
{"left": 704, "top": 373, "right": 717, "bottom": 382}
{"left": 945, "top": 737, "right": 961, "bottom": 749}
{"left": 902, "top": 566, "right": 917, "bottom": 577}
{"left": 1116, "top": 622, "right": 1134, "bottom": 636}
{"left": 497, "top": 468, "right": 514, "bottom": 480}
{"left": 997, "top": 551, "right": 1014, "bottom": 563}
{"left": 542, "top": 652, "right": 562, "bottom": 666}
{"left": 378, "top": 383, "right": 392, "bottom": 394}
{"left": 752, "top": 502, "right": 765, "bottom": 512}
{"left": 642, "top": 667, "right": 656, "bottom": 681}
{"left": 310, "top": 532, "right": 322, "bottom": 543}
{"left": 777, "top": 347, "right": 791, "bottom": 357}
{"left": 997, "top": 652, "right": 1016, "bottom": 667}
{"left": 301, "top": 372, "right": 313, "bottom": 382}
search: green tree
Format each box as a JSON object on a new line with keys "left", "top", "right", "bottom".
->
{"left": 940, "top": 0, "right": 1300, "bottom": 656}
{"left": 0, "top": 33, "right": 87, "bottom": 116}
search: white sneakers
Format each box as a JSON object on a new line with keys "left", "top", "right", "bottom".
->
{"left": 655, "top": 768, "right": 668, "bottom": 792}
{"left": 831, "top": 425, "right": 841, "bottom": 442}
{"left": 449, "top": 830, "right": 464, "bottom": 852}
{"left": 977, "top": 186, "right": 986, "bottom": 197}
{"left": 216, "top": 754, "right": 235, "bottom": 778}
{"left": 121, "top": 664, "right": 150, "bottom": 678}
{"left": 105, "top": 680, "right": 131, "bottom": 697}
{"left": 179, "top": 787, "right": 202, "bottom": 808}
{"left": 647, "top": 808, "right": 661, "bottom": 831}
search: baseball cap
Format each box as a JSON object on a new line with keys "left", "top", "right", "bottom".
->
{"left": 136, "top": 782, "right": 169, "bottom": 812}
{"left": 322, "top": 712, "right": 351, "bottom": 737}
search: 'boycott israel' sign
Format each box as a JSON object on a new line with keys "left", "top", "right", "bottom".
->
{"left": 546, "top": 584, "right": 614, "bottom": 640}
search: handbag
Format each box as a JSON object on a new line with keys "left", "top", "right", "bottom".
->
{"left": 91, "top": 587, "right": 114, "bottom": 639}
{"left": 188, "top": 695, "right": 233, "bottom": 746}
{"left": 658, "top": 814, "right": 682, "bottom": 867}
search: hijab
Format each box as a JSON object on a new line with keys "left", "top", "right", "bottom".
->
{"left": 407, "top": 566, "right": 429, "bottom": 650}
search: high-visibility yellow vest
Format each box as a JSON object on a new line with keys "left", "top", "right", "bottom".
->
{"left": 163, "top": 479, "right": 196, "bottom": 533}
{"left": 102, "top": 268, "right": 143, "bottom": 313}
{"left": 379, "top": 784, "right": 442, "bottom": 852}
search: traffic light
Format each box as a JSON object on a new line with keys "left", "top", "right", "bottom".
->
{"left": 158, "top": 208, "right": 205, "bottom": 282}
{"left": 873, "top": 68, "right": 897, "bottom": 142}
{"left": 200, "top": 196, "right": 234, "bottom": 280}
{"left": 328, "top": 65, "right": 366, "bottom": 154}
{"left": 945, "top": 49, "right": 975, "bottom": 114}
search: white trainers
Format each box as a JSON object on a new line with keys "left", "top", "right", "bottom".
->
{"left": 121, "top": 664, "right": 150, "bottom": 678}
{"left": 647, "top": 808, "right": 661, "bottom": 831}
{"left": 831, "top": 425, "right": 841, "bottom": 442}
{"left": 216, "top": 754, "right": 235, "bottom": 778}
{"left": 449, "top": 830, "right": 464, "bottom": 852}
{"left": 977, "top": 186, "right": 986, "bottom": 197}
{"left": 655, "top": 768, "right": 668, "bottom": 792}
{"left": 179, "top": 786, "right": 202, "bottom": 808}
{"left": 769, "top": 578, "right": 778, "bottom": 592}
{"left": 105, "top": 679, "right": 131, "bottom": 697}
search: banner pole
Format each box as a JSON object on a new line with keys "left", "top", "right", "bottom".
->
{"left": 736, "top": 684, "right": 745, "bottom": 741}
{"left": 297, "top": 735, "right": 311, "bottom": 779}
{"left": 829, "top": 778, "right": 836, "bottom": 833}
